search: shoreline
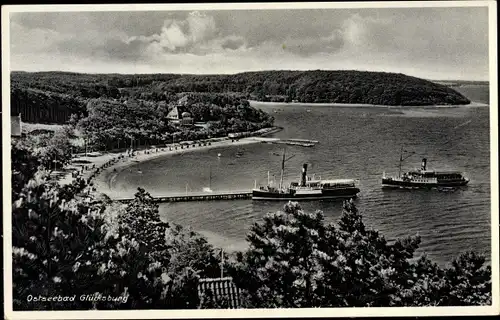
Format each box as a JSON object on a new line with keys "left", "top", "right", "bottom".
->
{"left": 249, "top": 100, "right": 488, "bottom": 108}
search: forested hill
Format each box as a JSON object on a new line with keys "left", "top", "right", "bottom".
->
{"left": 11, "top": 70, "right": 470, "bottom": 123}
{"left": 138, "top": 70, "right": 471, "bottom": 106}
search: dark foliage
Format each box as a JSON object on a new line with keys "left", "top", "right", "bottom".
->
{"left": 227, "top": 201, "right": 491, "bottom": 308}
{"left": 11, "top": 70, "right": 470, "bottom": 124}
{"left": 75, "top": 94, "right": 273, "bottom": 151}
{"left": 10, "top": 86, "right": 87, "bottom": 124}
{"left": 11, "top": 146, "right": 222, "bottom": 310}
{"left": 11, "top": 142, "right": 41, "bottom": 200}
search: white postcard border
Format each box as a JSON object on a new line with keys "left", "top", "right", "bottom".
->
{"left": 2, "top": 1, "right": 498, "bottom": 319}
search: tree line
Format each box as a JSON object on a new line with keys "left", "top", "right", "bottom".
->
{"left": 13, "top": 92, "right": 274, "bottom": 158}
{"left": 73, "top": 93, "right": 274, "bottom": 151}
{"left": 10, "top": 70, "right": 470, "bottom": 125}
{"left": 10, "top": 86, "right": 87, "bottom": 124}
{"left": 11, "top": 141, "right": 491, "bottom": 310}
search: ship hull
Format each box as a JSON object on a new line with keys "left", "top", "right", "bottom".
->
{"left": 381, "top": 178, "right": 469, "bottom": 189}
{"left": 252, "top": 188, "right": 360, "bottom": 201}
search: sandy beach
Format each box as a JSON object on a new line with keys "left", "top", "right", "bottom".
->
{"left": 70, "top": 137, "right": 268, "bottom": 199}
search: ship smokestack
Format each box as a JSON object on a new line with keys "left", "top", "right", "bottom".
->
{"left": 301, "top": 164, "right": 308, "bottom": 187}
{"left": 421, "top": 158, "right": 427, "bottom": 171}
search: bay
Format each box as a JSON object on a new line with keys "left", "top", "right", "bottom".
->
{"left": 112, "top": 85, "right": 491, "bottom": 266}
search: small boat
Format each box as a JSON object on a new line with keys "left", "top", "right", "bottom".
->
{"left": 252, "top": 149, "right": 360, "bottom": 201}
{"left": 306, "top": 109, "right": 311, "bottom": 113}
{"left": 382, "top": 147, "right": 469, "bottom": 190}
{"left": 217, "top": 153, "right": 222, "bottom": 157}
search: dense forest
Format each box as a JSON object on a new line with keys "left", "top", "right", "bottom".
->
{"left": 11, "top": 70, "right": 470, "bottom": 124}
{"left": 10, "top": 86, "right": 87, "bottom": 123}
{"left": 75, "top": 94, "right": 273, "bottom": 150}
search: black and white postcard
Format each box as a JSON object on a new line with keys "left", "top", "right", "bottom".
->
{"left": 2, "top": 1, "right": 499, "bottom": 319}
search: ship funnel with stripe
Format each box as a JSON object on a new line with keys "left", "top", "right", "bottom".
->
{"left": 301, "top": 164, "right": 308, "bottom": 186}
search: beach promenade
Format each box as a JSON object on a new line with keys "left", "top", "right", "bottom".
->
{"left": 58, "top": 136, "right": 271, "bottom": 199}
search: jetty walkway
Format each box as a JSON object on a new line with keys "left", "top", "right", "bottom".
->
{"left": 249, "top": 137, "right": 318, "bottom": 147}
{"left": 113, "top": 190, "right": 253, "bottom": 203}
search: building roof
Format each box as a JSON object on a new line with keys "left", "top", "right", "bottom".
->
{"left": 166, "top": 106, "right": 180, "bottom": 119}
{"left": 11, "top": 115, "right": 22, "bottom": 137}
{"left": 197, "top": 277, "right": 242, "bottom": 309}
{"left": 167, "top": 106, "right": 192, "bottom": 120}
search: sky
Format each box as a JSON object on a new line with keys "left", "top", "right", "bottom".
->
{"left": 8, "top": 5, "right": 491, "bottom": 80}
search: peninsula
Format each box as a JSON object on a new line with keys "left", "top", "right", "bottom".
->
{"left": 11, "top": 70, "right": 470, "bottom": 124}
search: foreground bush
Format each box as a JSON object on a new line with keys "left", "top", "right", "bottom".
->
{"left": 228, "top": 200, "right": 491, "bottom": 308}
{"left": 12, "top": 180, "right": 221, "bottom": 310}
{"left": 12, "top": 140, "right": 221, "bottom": 310}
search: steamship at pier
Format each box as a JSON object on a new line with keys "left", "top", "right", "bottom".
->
{"left": 252, "top": 150, "right": 360, "bottom": 201}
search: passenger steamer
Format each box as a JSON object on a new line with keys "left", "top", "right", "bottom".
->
{"left": 382, "top": 150, "right": 469, "bottom": 189}
{"left": 252, "top": 150, "right": 360, "bottom": 200}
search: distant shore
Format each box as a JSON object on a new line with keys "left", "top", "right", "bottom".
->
{"left": 249, "top": 100, "right": 487, "bottom": 108}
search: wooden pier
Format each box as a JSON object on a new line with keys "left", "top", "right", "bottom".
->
{"left": 249, "top": 137, "right": 319, "bottom": 147}
{"left": 114, "top": 190, "right": 253, "bottom": 203}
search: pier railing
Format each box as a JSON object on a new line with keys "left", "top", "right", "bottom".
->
{"left": 113, "top": 190, "right": 253, "bottom": 203}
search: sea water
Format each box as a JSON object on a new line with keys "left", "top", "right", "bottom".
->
{"left": 112, "top": 85, "right": 491, "bottom": 266}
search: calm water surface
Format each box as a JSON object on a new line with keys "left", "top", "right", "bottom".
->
{"left": 112, "top": 86, "right": 492, "bottom": 266}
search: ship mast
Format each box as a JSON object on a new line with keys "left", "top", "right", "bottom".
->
{"left": 398, "top": 145, "right": 403, "bottom": 178}
{"left": 398, "top": 146, "right": 415, "bottom": 177}
{"left": 278, "top": 148, "right": 296, "bottom": 193}
{"left": 279, "top": 149, "right": 286, "bottom": 192}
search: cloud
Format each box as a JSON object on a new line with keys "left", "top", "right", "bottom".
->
{"left": 128, "top": 11, "right": 219, "bottom": 56}
{"left": 8, "top": 7, "right": 490, "bottom": 80}
{"left": 221, "top": 36, "right": 245, "bottom": 50}
{"left": 281, "top": 31, "right": 344, "bottom": 56}
{"left": 10, "top": 22, "right": 65, "bottom": 54}
{"left": 186, "top": 11, "right": 217, "bottom": 43}
{"left": 120, "top": 11, "right": 252, "bottom": 60}
{"left": 339, "top": 9, "right": 488, "bottom": 61}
